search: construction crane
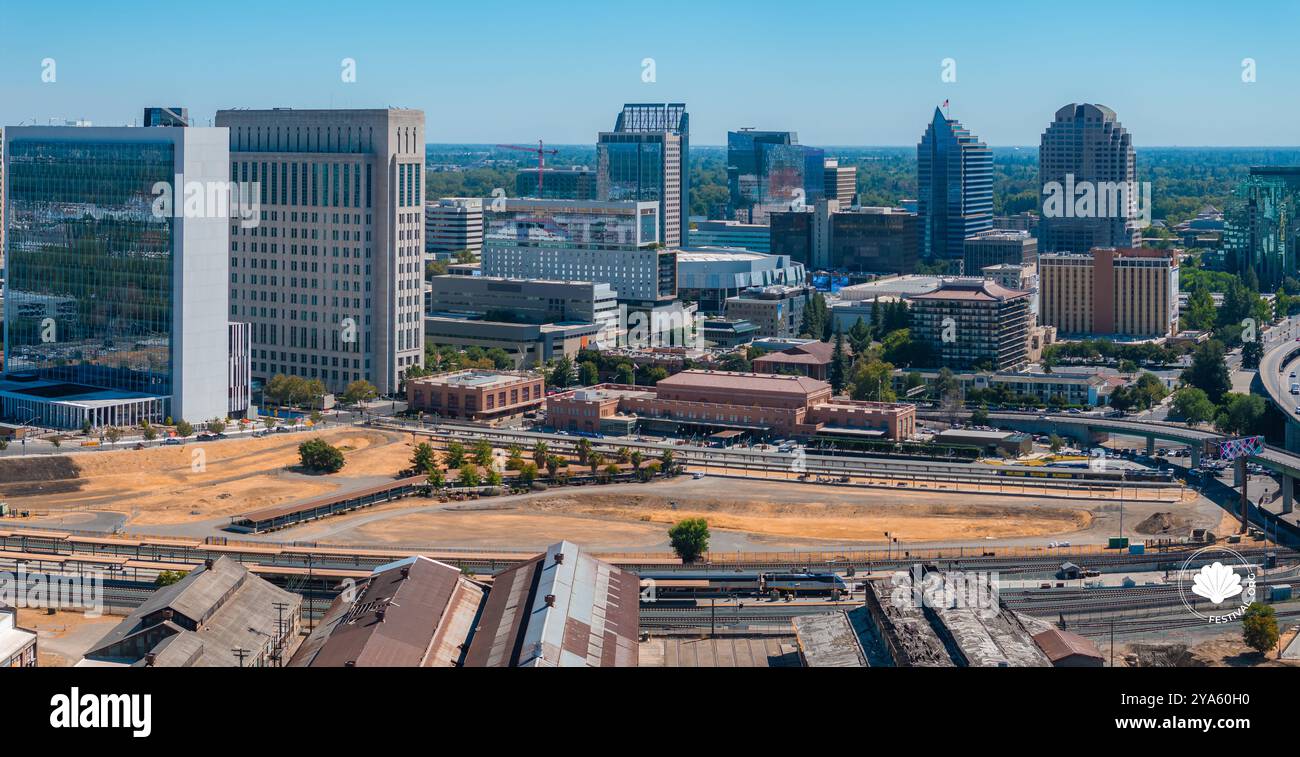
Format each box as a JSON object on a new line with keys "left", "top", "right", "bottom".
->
{"left": 496, "top": 140, "right": 559, "bottom": 197}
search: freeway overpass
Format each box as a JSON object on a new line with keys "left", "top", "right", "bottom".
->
{"left": 1258, "top": 337, "right": 1300, "bottom": 454}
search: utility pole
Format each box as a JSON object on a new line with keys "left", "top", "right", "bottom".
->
{"left": 272, "top": 602, "right": 290, "bottom": 667}
{"left": 232, "top": 647, "right": 250, "bottom": 668}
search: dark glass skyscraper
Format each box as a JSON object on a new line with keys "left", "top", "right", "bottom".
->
{"left": 597, "top": 103, "right": 689, "bottom": 247}
{"left": 726, "top": 129, "right": 825, "bottom": 223}
{"left": 917, "top": 107, "right": 993, "bottom": 262}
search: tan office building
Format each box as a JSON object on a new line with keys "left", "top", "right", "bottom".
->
{"left": 215, "top": 108, "right": 426, "bottom": 395}
{"left": 1039, "top": 247, "right": 1179, "bottom": 338}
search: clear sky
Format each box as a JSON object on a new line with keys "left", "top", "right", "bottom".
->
{"left": 3, "top": 0, "right": 1299, "bottom": 146}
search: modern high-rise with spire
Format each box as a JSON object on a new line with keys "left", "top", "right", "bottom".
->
{"left": 917, "top": 107, "right": 993, "bottom": 264}
{"left": 1038, "top": 103, "right": 1139, "bottom": 254}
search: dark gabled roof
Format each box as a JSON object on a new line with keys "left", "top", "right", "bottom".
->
{"left": 1033, "top": 629, "right": 1104, "bottom": 663}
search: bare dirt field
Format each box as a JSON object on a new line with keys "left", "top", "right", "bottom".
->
{"left": 16, "top": 609, "right": 122, "bottom": 667}
{"left": 316, "top": 477, "right": 1096, "bottom": 551}
{"left": 0, "top": 427, "right": 413, "bottom": 525}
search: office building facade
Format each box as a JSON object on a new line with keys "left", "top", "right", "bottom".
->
{"left": 726, "top": 129, "right": 824, "bottom": 224}
{"left": 823, "top": 158, "right": 857, "bottom": 207}
{"left": 909, "top": 279, "right": 1032, "bottom": 371}
{"left": 1039, "top": 103, "right": 1140, "bottom": 253}
{"left": 2, "top": 126, "right": 232, "bottom": 427}
{"left": 1039, "top": 247, "right": 1179, "bottom": 338}
{"left": 515, "top": 167, "right": 598, "bottom": 200}
{"left": 1222, "top": 166, "right": 1300, "bottom": 291}
{"left": 215, "top": 108, "right": 426, "bottom": 395}
{"left": 963, "top": 229, "right": 1037, "bottom": 272}
{"left": 597, "top": 103, "right": 689, "bottom": 247}
{"left": 691, "top": 220, "right": 771, "bottom": 252}
{"left": 770, "top": 203, "right": 918, "bottom": 274}
{"left": 917, "top": 108, "right": 993, "bottom": 261}
{"left": 479, "top": 199, "right": 674, "bottom": 303}
{"left": 425, "top": 197, "right": 483, "bottom": 258}
{"left": 724, "top": 284, "right": 815, "bottom": 339}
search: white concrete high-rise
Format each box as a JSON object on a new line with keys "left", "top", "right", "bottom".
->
{"left": 215, "top": 108, "right": 426, "bottom": 395}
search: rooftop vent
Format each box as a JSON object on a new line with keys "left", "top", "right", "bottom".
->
{"left": 544, "top": 594, "right": 556, "bottom": 608}
{"left": 375, "top": 608, "right": 387, "bottom": 623}
{"left": 204, "top": 559, "right": 214, "bottom": 570}
{"left": 144, "top": 652, "right": 156, "bottom": 667}
{"left": 400, "top": 566, "right": 411, "bottom": 580}
{"left": 554, "top": 552, "right": 565, "bottom": 565}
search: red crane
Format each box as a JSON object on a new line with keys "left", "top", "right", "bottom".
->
{"left": 496, "top": 140, "right": 559, "bottom": 196}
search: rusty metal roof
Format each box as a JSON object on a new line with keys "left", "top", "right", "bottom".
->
{"left": 290, "top": 556, "right": 486, "bottom": 667}
{"left": 465, "top": 541, "right": 640, "bottom": 667}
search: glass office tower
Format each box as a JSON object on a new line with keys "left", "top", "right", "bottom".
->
{"left": 1223, "top": 167, "right": 1300, "bottom": 291}
{"left": 596, "top": 103, "right": 688, "bottom": 247}
{"left": 917, "top": 107, "right": 993, "bottom": 263}
{"left": 2, "top": 126, "right": 231, "bottom": 427}
{"left": 726, "top": 130, "right": 825, "bottom": 223}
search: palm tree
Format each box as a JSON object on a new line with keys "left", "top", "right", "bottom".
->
{"left": 532, "top": 440, "right": 549, "bottom": 467}
{"left": 576, "top": 438, "right": 592, "bottom": 465}
{"left": 661, "top": 448, "right": 676, "bottom": 473}
{"left": 588, "top": 452, "right": 605, "bottom": 476}
{"left": 630, "top": 450, "right": 644, "bottom": 470}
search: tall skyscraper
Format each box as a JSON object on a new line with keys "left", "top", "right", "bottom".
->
{"left": 726, "top": 129, "right": 824, "bottom": 223}
{"left": 1038, "top": 103, "right": 1140, "bottom": 254}
{"left": 597, "top": 103, "right": 689, "bottom": 247}
{"left": 917, "top": 107, "right": 993, "bottom": 262}
{"left": 2, "top": 125, "right": 233, "bottom": 427}
{"left": 215, "top": 108, "right": 426, "bottom": 395}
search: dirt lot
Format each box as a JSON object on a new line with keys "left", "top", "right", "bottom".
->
{"left": 320, "top": 477, "right": 1094, "bottom": 551}
{"left": 16, "top": 609, "right": 122, "bottom": 667}
{"left": 0, "top": 428, "right": 413, "bottom": 525}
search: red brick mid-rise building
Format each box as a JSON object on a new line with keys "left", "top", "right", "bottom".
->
{"left": 406, "top": 370, "right": 545, "bottom": 424}
{"left": 547, "top": 369, "right": 914, "bottom": 440}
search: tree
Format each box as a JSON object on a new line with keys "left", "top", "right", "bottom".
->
{"left": 1214, "top": 393, "right": 1267, "bottom": 437}
{"left": 426, "top": 468, "right": 446, "bottom": 490}
{"left": 104, "top": 427, "right": 124, "bottom": 445}
{"left": 1172, "top": 387, "right": 1216, "bottom": 426}
{"left": 575, "top": 438, "right": 592, "bottom": 465}
{"left": 532, "top": 440, "right": 549, "bottom": 468}
{"left": 519, "top": 463, "right": 538, "bottom": 485}
{"left": 1183, "top": 289, "right": 1216, "bottom": 331}
{"left": 588, "top": 452, "right": 605, "bottom": 475}
{"left": 668, "top": 518, "right": 711, "bottom": 563}
{"left": 1241, "top": 339, "right": 1264, "bottom": 370}
{"left": 505, "top": 445, "right": 525, "bottom": 470}
{"left": 485, "top": 468, "right": 503, "bottom": 487}
{"left": 298, "top": 438, "right": 346, "bottom": 473}
{"left": 579, "top": 361, "right": 600, "bottom": 386}
{"left": 848, "top": 358, "right": 897, "bottom": 402}
{"left": 154, "top": 570, "right": 188, "bottom": 587}
{"left": 142, "top": 422, "right": 159, "bottom": 442}
{"left": 207, "top": 418, "right": 227, "bottom": 435}
{"left": 411, "top": 442, "right": 437, "bottom": 474}
{"left": 1181, "top": 341, "right": 1232, "bottom": 404}
{"left": 615, "top": 363, "right": 635, "bottom": 385}
{"left": 1049, "top": 434, "right": 1064, "bottom": 453}
{"left": 472, "top": 439, "right": 494, "bottom": 468}
{"left": 630, "top": 450, "right": 644, "bottom": 470}
{"left": 443, "top": 441, "right": 465, "bottom": 469}
{"left": 175, "top": 420, "right": 194, "bottom": 438}
{"left": 616, "top": 446, "right": 632, "bottom": 464}
{"left": 971, "top": 404, "right": 990, "bottom": 425}
{"left": 458, "top": 463, "right": 480, "bottom": 488}
{"left": 829, "top": 325, "right": 849, "bottom": 395}
{"left": 549, "top": 356, "right": 575, "bottom": 389}
{"left": 545, "top": 454, "right": 563, "bottom": 479}
{"left": 1242, "top": 602, "right": 1280, "bottom": 656}
{"left": 342, "top": 379, "right": 379, "bottom": 406}
{"left": 660, "top": 448, "right": 676, "bottom": 473}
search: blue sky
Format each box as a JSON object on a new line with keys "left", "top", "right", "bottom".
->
{"left": 2, "top": 0, "right": 1299, "bottom": 146}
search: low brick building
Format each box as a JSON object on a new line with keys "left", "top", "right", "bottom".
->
{"left": 547, "top": 369, "right": 914, "bottom": 440}
{"left": 406, "top": 370, "right": 545, "bottom": 424}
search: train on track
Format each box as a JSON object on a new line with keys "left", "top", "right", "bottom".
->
{"left": 640, "top": 570, "right": 851, "bottom": 598}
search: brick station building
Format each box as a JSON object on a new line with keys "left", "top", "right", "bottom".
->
{"left": 546, "top": 369, "right": 915, "bottom": 441}
{"left": 406, "top": 370, "right": 545, "bottom": 424}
